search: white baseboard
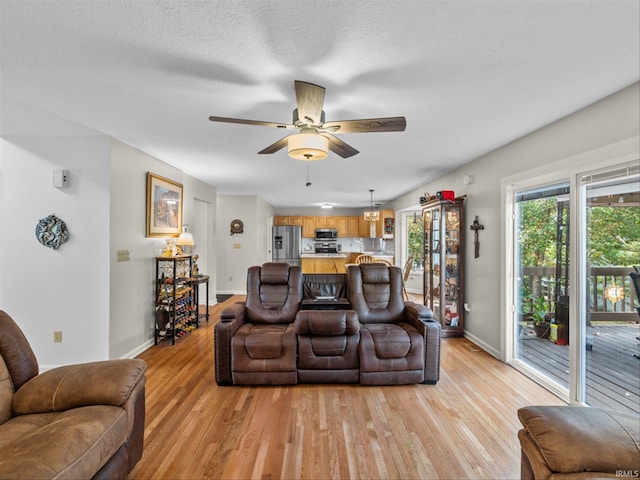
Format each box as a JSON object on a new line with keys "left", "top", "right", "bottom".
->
{"left": 123, "top": 338, "right": 155, "bottom": 359}
{"left": 463, "top": 331, "right": 501, "bottom": 360}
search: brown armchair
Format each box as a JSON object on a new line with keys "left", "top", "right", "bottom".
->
{"left": 214, "top": 262, "right": 303, "bottom": 385}
{"left": 518, "top": 405, "right": 640, "bottom": 479}
{"left": 347, "top": 263, "right": 441, "bottom": 385}
{"left": 0, "top": 310, "right": 146, "bottom": 480}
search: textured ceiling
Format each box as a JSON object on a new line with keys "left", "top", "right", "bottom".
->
{"left": 1, "top": 0, "right": 638, "bottom": 208}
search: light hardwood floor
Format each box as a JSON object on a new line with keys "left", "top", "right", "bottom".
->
{"left": 129, "top": 297, "right": 564, "bottom": 480}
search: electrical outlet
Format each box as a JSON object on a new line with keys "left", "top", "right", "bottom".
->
{"left": 233, "top": 243, "right": 241, "bottom": 249}
{"left": 53, "top": 331, "right": 62, "bottom": 343}
{"left": 229, "top": 275, "right": 233, "bottom": 282}
{"left": 116, "top": 250, "right": 130, "bottom": 262}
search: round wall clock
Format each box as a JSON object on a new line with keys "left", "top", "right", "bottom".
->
{"left": 230, "top": 219, "right": 244, "bottom": 235}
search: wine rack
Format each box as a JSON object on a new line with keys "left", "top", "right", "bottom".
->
{"left": 155, "top": 255, "right": 196, "bottom": 345}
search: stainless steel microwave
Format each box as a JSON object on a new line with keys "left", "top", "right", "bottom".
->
{"left": 314, "top": 228, "right": 338, "bottom": 241}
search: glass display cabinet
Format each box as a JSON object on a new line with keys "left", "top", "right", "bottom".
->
{"left": 423, "top": 196, "right": 465, "bottom": 337}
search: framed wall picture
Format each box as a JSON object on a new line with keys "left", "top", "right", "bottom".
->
{"left": 146, "top": 172, "right": 183, "bottom": 237}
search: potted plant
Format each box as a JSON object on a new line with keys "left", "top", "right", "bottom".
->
{"left": 526, "top": 295, "right": 552, "bottom": 339}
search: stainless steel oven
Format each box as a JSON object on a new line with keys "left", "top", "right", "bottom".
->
{"left": 314, "top": 242, "right": 338, "bottom": 254}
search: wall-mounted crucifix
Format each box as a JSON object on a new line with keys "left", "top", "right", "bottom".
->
{"left": 470, "top": 216, "right": 485, "bottom": 258}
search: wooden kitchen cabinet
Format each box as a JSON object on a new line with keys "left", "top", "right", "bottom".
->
{"left": 274, "top": 216, "right": 303, "bottom": 226}
{"left": 302, "top": 216, "right": 316, "bottom": 238}
{"left": 358, "top": 216, "right": 373, "bottom": 237}
{"left": 375, "top": 210, "right": 394, "bottom": 238}
{"left": 337, "top": 216, "right": 362, "bottom": 238}
{"left": 316, "top": 216, "right": 337, "bottom": 228}
{"left": 336, "top": 217, "right": 349, "bottom": 237}
{"left": 277, "top": 214, "right": 390, "bottom": 238}
{"left": 347, "top": 216, "right": 360, "bottom": 237}
{"left": 423, "top": 196, "right": 465, "bottom": 337}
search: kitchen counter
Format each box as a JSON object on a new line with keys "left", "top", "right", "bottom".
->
{"left": 302, "top": 253, "right": 347, "bottom": 258}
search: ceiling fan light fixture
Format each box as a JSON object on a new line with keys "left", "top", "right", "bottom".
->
{"left": 287, "top": 133, "right": 329, "bottom": 161}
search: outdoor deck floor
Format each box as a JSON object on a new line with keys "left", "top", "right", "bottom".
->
{"left": 518, "top": 324, "right": 640, "bottom": 413}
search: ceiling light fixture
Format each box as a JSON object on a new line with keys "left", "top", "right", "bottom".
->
{"left": 363, "top": 189, "right": 380, "bottom": 222}
{"left": 288, "top": 133, "right": 329, "bottom": 161}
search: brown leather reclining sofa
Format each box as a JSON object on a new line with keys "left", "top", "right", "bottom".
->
{"left": 215, "top": 262, "right": 441, "bottom": 386}
{"left": 0, "top": 310, "right": 146, "bottom": 480}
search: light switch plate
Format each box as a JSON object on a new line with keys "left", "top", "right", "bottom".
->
{"left": 116, "top": 250, "right": 130, "bottom": 262}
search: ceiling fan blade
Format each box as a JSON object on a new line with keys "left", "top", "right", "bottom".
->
{"left": 294, "top": 81, "right": 325, "bottom": 126}
{"left": 209, "top": 116, "right": 294, "bottom": 130}
{"left": 258, "top": 136, "right": 290, "bottom": 154}
{"left": 321, "top": 133, "right": 359, "bottom": 158}
{"left": 322, "top": 116, "right": 406, "bottom": 133}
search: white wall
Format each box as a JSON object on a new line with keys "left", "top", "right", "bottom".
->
{"left": 109, "top": 139, "right": 218, "bottom": 359}
{"left": 0, "top": 135, "right": 219, "bottom": 367}
{"left": 216, "top": 195, "right": 274, "bottom": 294}
{"left": 0, "top": 135, "right": 111, "bottom": 367}
{"left": 392, "top": 81, "right": 640, "bottom": 356}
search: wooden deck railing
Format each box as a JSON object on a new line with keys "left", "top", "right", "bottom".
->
{"left": 521, "top": 266, "right": 638, "bottom": 323}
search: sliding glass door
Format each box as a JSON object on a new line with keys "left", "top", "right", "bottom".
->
{"left": 513, "top": 182, "right": 570, "bottom": 394}
{"left": 580, "top": 165, "right": 639, "bottom": 412}
{"left": 507, "top": 159, "right": 639, "bottom": 414}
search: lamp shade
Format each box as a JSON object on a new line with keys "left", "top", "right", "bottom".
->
{"left": 288, "top": 133, "right": 329, "bottom": 161}
{"left": 176, "top": 232, "right": 194, "bottom": 247}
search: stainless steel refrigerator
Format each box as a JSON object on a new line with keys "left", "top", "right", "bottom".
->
{"left": 272, "top": 225, "right": 302, "bottom": 266}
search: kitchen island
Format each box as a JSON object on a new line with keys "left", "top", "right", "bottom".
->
{"left": 301, "top": 253, "right": 348, "bottom": 273}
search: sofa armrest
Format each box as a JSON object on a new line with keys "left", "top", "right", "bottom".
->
{"left": 220, "top": 301, "right": 246, "bottom": 322}
{"left": 403, "top": 303, "right": 441, "bottom": 384}
{"left": 12, "top": 359, "right": 147, "bottom": 415}
{"left": 215, "top": 305, "right": 248, "bottom": 385}
{"left": 404, "top": 301, "right": 434, "bottom": 321}
{"left": 518, "top": 406, "right": 640, "bottom": 477}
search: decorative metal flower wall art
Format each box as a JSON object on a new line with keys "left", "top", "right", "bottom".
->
{"left": 35, "top": 214, "right": 69, "bottom": 249}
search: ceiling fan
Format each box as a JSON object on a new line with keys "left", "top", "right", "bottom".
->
{"left": 208, "top": 80, "right": 406, "bottom": 160}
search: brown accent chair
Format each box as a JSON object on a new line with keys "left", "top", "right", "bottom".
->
{"left": 294, "top": 310, "right": 360, "bottom": 383}
{"left": 347, "top": 263, "right": 441, "bottom": 385}
{"left": 518, "top": 405, "right": 640, "bottom": 480}
{"left": 215, "top": 262, "right": 303, "bottom": 385}
{"left": 0, "top": 310, "right": 146, "bottom": 480}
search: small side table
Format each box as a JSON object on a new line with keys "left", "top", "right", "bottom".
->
{"left": 189, "top": 275, "right": 210, "bottom": 323}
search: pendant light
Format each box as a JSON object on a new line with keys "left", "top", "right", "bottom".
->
{"left": 363, "top": 189, "right": 380, "bottom": 222}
